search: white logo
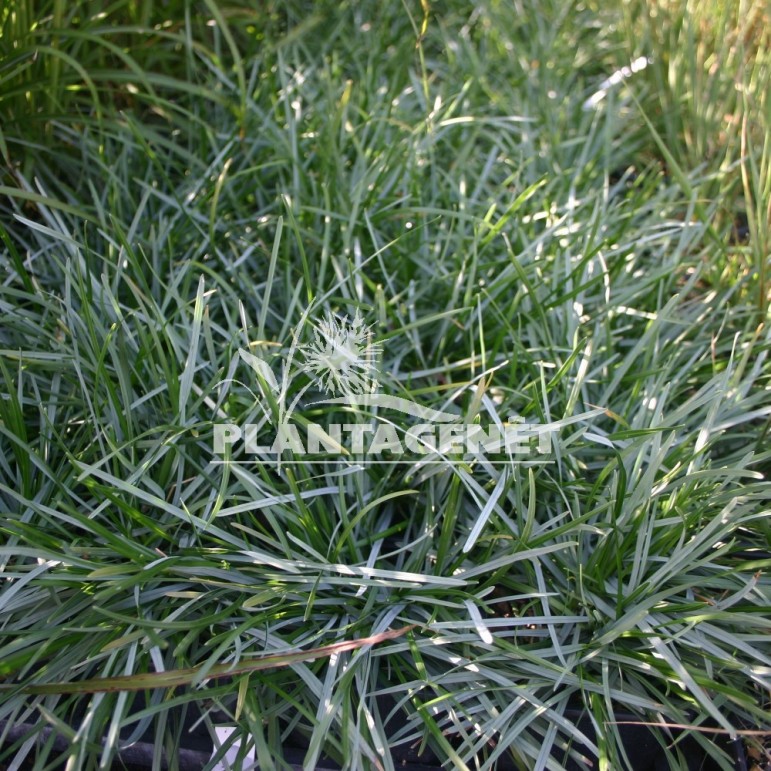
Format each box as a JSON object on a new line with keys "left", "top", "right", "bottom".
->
{"left": 213, "top": 308, "right": 599, "bottom": 466}
{"left": 302, "top": 310, "right": 381, "bottom": 397}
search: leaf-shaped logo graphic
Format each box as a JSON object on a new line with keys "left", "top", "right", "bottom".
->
{"left": 238, "top": 348, "right": 280, "bottom": 395}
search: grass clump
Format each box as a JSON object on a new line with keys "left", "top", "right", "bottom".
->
{"left": 0, "top": 1, "right": 769, "bottom": 769}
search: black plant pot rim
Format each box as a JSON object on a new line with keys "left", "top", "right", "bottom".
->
{"left": 0, "top": 706, "right": 757, "bottom": 771}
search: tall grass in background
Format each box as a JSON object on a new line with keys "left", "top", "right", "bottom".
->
{"left": 621, "top": 0, "right": 770, "bottom": 311}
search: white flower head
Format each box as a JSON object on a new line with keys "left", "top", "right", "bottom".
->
{"left": 302, "top": 310, "right": 381, "bottom": 396}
